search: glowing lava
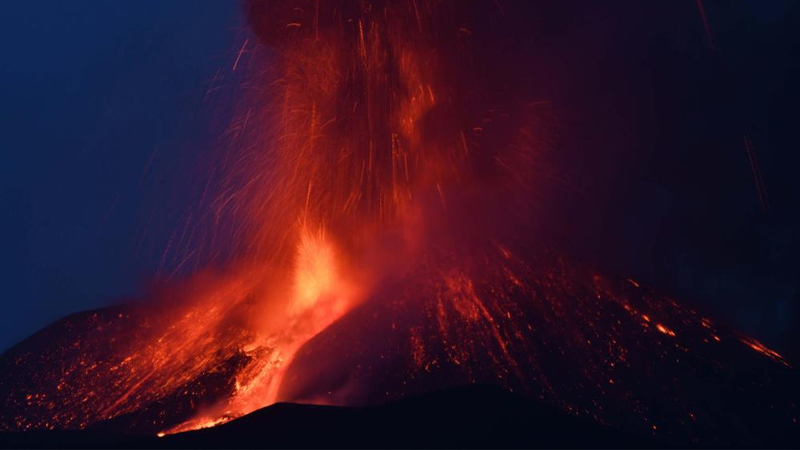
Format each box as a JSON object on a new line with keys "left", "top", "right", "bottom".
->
{"left": 0, "top": 1, "right": 796, "bottom": 447}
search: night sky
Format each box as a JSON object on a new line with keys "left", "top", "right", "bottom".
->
{"left": 0, "top": 0, "right": 245, "bottom": 350}
{"left": 1, "top": 0, "right": 798, "bottom": 364}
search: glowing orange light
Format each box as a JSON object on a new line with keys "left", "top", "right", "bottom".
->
{"left": 655, "top": 324, "right": 676, "bottom": 337}
{"left": 741, "top": 337, "right": 790, "bottom": 367}
{"left": 4, "top": 3, "right": 795, "bottom": 443}
{"left": 291, "top": 228, "right": 339, "bottom": 314}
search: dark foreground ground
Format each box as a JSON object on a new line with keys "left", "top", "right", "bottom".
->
{"left": 1, "top": 385, "right": 655, "bottom": 449}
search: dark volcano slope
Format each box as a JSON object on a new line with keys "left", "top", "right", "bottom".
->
{"left": 1, "top": 259, "right": 799, "bottom": 446}
{"left": 1, "top": 385, "right": 651, "bottom": 449}
{"left": 279, "top": 255, "right": 800, "bottom": 447}
{"left": 0, "top": 305, "right": 252, "bottom": 435}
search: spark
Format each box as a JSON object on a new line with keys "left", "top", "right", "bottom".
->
{"left": 742, "top": 337, "right": 790, "bottom": 367}
{"left": 695, "top": 0, "right": 715, "bottom": 50}
{"left": 656, "top": 324, "right": 676, "bottom": 337}
{"left": 232, "top": 38, "right": 250, "bottom": 72}
{"left": 744, "top": 135, "right": 770, "bottom": 211}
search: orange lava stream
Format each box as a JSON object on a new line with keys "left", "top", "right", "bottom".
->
{"left": 2, "top": 2, "right": 794, "bottom": 443}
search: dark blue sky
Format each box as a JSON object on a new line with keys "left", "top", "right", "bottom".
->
{"left": 0, "top": 1, "right": 244, "bottom": 350}
{"left": 1, "top": 1, "right": 798, "bottom": 358}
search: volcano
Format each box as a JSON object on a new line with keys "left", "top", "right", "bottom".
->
{"left": 1, "top": 251, "right": 797, "bottom": 447}
{"left": 1, "top": 0, "right": 798, "bottom": 448}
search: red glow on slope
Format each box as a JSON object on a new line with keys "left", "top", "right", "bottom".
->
{"left": 1, "top": 2, "right": 795, "bottom": 446}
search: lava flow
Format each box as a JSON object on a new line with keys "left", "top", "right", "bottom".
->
{"left": 0, "top": 1, "right": 797, "bottom": 447}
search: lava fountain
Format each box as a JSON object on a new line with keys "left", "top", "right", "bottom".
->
{"left": 0, "top": 1, "right": 797, "bottom": 447}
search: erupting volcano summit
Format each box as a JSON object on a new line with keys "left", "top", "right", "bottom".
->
{"left": 1, "top": 1, "right": 797, "bottom": 448}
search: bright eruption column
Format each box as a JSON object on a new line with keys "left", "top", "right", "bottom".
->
{"left": 0, "top": 1, "right": 796, "bottom": 447}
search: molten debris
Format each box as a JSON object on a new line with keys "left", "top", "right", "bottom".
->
{"left": 0, "top": 1, "right": 797, "bottom": 448}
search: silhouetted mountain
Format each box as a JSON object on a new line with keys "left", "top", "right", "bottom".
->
{"left": 1, "top": 258, "right": 798, "bottom": 447}
{"left": 1, "top": 385, "right": 652, "bottom": 448}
